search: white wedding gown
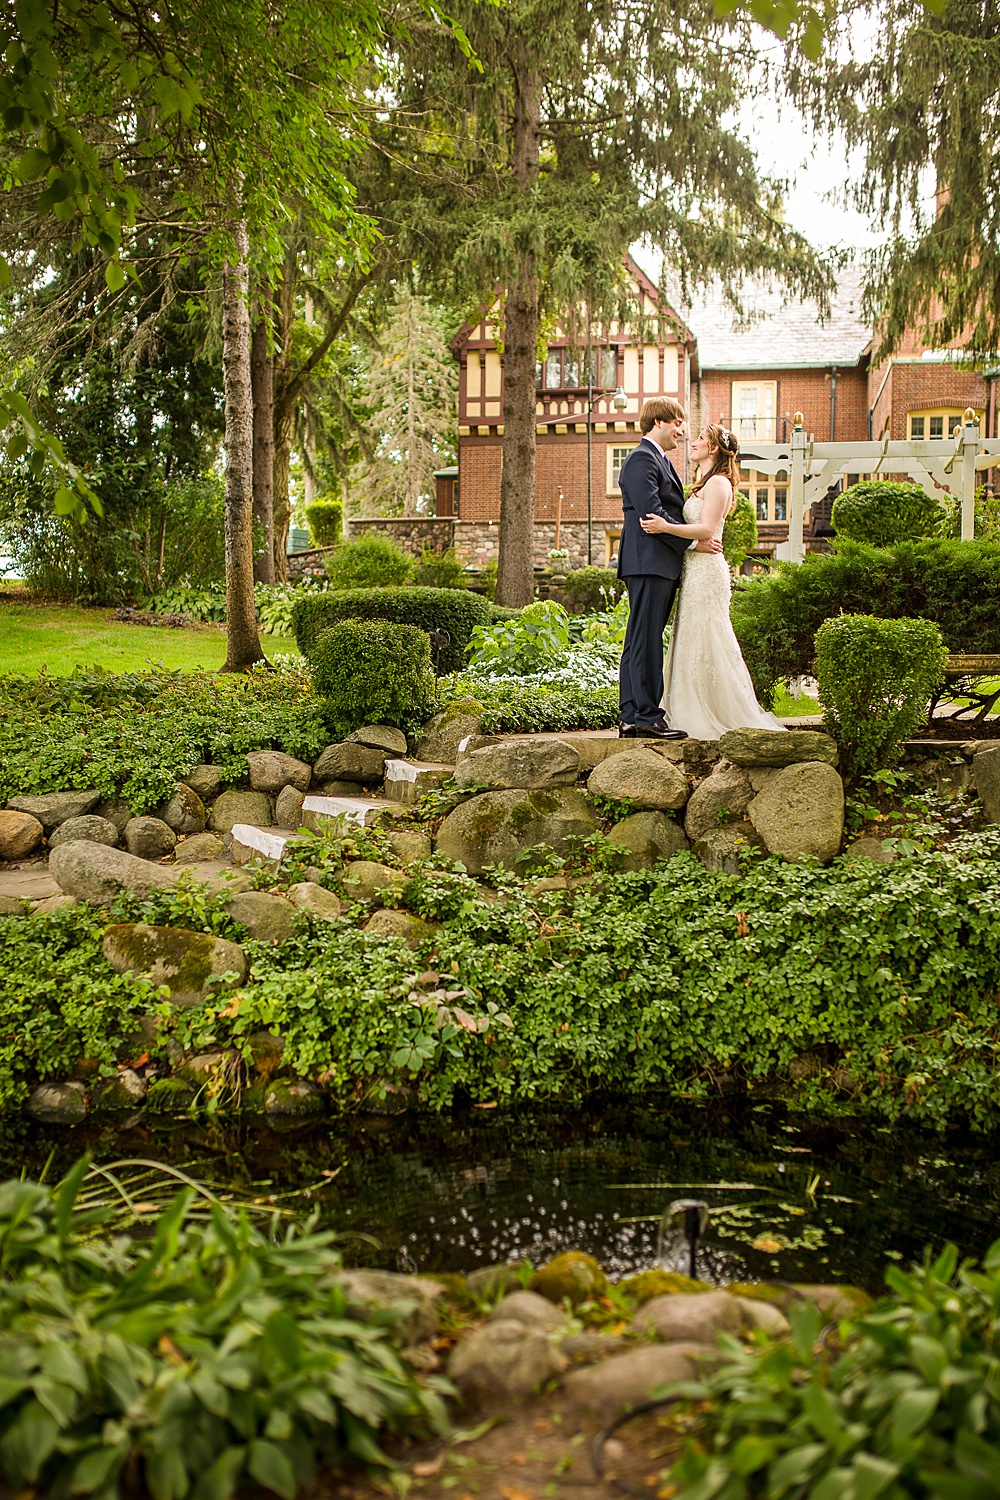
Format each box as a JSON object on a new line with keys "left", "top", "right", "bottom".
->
{"left": 662, "top": 492, "right": 786, "bottom": 741}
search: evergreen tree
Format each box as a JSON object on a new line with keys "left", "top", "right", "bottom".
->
{"left": 379, "top": 0, "right": 833, "bottom": 603}
{"left": 350, "top": 288, "right": 458, "bottom": 517}
{"left": 789, "top": 0, "right": 1000, "bottom": 359}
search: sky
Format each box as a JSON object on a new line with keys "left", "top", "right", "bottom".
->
{"left": 748, "top": 101, "right": 882, "bottom": 253}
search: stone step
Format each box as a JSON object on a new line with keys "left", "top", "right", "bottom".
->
{"left": 300, "top": 794, "right": 387, "bottom": 831}
{"left": 383, "top": 758, "right": 454, "bottom": 804}
{"left": 230, "top": 824, "right": 299, "bottom": 866}
{"left": 457, "top": 729, "right": 623, "bottom": 771}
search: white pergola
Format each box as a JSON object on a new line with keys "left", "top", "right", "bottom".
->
{"left": 743, "top": 409, "right": 1000, "bottom": 562}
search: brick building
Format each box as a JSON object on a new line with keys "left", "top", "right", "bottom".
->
{"left": 351, "top": 261, "right": 997, "bottom": 567}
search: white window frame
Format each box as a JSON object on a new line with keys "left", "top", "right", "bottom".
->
{"left": 731, "top": 381, "right": 777, "bottom": 442}
{"left": 608, "top": 442, "right": 639, "bottom": 493}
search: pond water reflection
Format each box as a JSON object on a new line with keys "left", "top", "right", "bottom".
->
{"left": 3, "top": 1099, "right": 998, "bottom": 1292}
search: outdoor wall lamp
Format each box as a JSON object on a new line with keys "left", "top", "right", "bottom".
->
{"left": 612, "top": 385, "right": 628, "bottom": 411}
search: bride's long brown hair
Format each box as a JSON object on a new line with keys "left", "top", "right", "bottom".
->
{"left": 690, "top": 423, "right": 741, "bottom": 496}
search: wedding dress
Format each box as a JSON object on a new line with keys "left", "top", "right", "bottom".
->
{"left": 661, "top": 491, "right": 786, "bottom": 741}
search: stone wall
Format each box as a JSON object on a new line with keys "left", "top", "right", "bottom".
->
{"left": 344, "top": 517, "right": 621, "bottom": 572}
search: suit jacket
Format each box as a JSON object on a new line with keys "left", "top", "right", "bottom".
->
{"left": 616, "top": 440, "right": 692, "bottom": 580}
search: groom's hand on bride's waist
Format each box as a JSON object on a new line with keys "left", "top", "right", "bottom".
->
{"left": 694, "top": 538, "right": 724, "bottom": 554}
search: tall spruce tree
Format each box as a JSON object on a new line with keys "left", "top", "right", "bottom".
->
{"left": 789, "top": 0, "right": 1000, "bottom": 360}
{"left": 379, "top": 0, "right": 833, "bottom": 604}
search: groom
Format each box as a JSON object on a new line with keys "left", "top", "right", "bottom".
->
{"left": 616, "top": 398, "right": 722, "bottom": 739}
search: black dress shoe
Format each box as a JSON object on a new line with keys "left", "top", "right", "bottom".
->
{"left": 618, "top": 723, "right": 637, "bottom": 738}
{"left": 636, "top": 721, "right": 688, "bottom": 740}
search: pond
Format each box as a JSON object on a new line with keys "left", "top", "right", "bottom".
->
{"left": 3, "top": 1099, "right": 998, "bottom": 1292}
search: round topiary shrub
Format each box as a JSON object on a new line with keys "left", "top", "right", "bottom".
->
{"left": 831, "top": 481, "right": 943, "bottom": 547}
{"left": 323, "top": 534, "right": 415, "bottom": 590}
{"left": 304, "top": 497, "right": 343, "bottom": 546}
{"left": 815, "top": 613, "right": 949, "bottom": 777}
{"left": 563, "top": 566, "right": 624, "bottom": 613}
{"left": 291, "top": 586, "right": 491, "bottom": 674}
{"left": 722, "top": 490, "right": 758, "bottom": 568}
{"left": 309, "top": 619, "right": 436, "bottom": 737}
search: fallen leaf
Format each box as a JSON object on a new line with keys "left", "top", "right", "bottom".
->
{"left": 411, "top": 1455, "right": 444, "bottom": 1477}
{"left": 473, "top": 1101, "right": 497, "bottom": 1109}
{"left": 500, "top": 1487, "right": 534, "bottom": 1500}
{"left": 752, "top": 1235, "right": 783, "bottom": 1253}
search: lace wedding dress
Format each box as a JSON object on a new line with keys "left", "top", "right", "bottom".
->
{"left": 662, "top": 492, "right": 786, "bottom": 741}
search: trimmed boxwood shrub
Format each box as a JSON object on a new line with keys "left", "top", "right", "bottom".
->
{"left": 292, "top": 587, "right": 491, "bottom": 674}
{"left": 730, "top": 538, "right": 1000, "bottom": 709}
{"left": 323, "top": 534, "right": 415, "bottom": 589}
{"left": 832, "top": 479, "right": 944, "bottom": 547}
{"left": 815, "top": 614, "right": 949, "bottom": 776}
{"left": 309, "top": 619, "right": 436, "bottom": 736}
{"left": 304, "top": 496, "right": 343, "bottom": 545}
{"left": 563, "top": 566, "right": 624, "bottom": 612}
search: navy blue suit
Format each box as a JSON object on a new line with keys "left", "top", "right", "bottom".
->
{"left": 616, "top": 440, "right": 692, "bottom": 727}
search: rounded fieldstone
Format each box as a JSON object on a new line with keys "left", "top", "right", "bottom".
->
{"left": 181, "top": 764, "right": 223, "bottom": 802}
{"left": 718, "top": 727, "right": 839, "bottom": 769}
{"left": 435, "top": 788, "right": 599, "bottom": 876}
{"left": 94, "top": 796, "right": 134, "bottom": 833}
{"left": 684, "top": 760, "right": 754, "bottom": 841}
{"left": 346, "top": 724, "right": 408, "bottom": 755}
{"left": 26, "top": 1080, "right": 87, "bottom": 1124}
{"left": 0, "top": 809, "right": 44, "bottom": 861}
{"left": 488, "top": 1291, "right": 571, "bottom": 1332}
{"left": 363, "top": 908, "right": 437, "bottom": 946}
{"left": 157, "top": 783, "right": 206, "bottom": 835}
{"left": 632, "top": 1290, "right": 745, "bottom": 1343}
{"left": 7, "top": 789, "right": 100, "bottom": 829}
{"left": 246, "top": 749, "right": 312, "bottom": 795}
{"left": 841, "top": 836, "right": 896, "bottom": 865}
{"left": 49, "top": 842, "right": 183, "bottom": 903}
{"left": 225, "top": 890, "right": 297, "bottom": 943}
{"left": 454, "top": 739, "right": 581, "bottom": 790}
{"left": 692, "top": 823, "right": 761, "bottom": 874}
{"left": 48, "top": 815, "right": 120, "bottom": 851}
{"left": 337, "top": 1270, "right": 441, "bottom": 1345}
{"left": 587, "top": 749, "right": 689, "bottom": 811}
{"left": 0, "top": 894, "right": 29, "bottom": 916}
{"left": 275, "top": 785, "right": 305, "bottom": 829}
{"left": 208, "top": 789, "right": 274, "bottom": 833}
{"left": 748, "top": 761, "right": 845, "bottom": 862}
{"left": 415, "top": 701, "right": 484, "bottom": 764}
{"left": 173, "top": 831, "right": 225, "bottom": 864}
{"left": 286, "top": 881, "right": 342, "bottom": 919}
{"left": 388, "top": 830, "right": 433, "bottom": 865}
{"left": 342, "top": 860, "right": 405, "bottom": 905}
{"left": 124, "top": 816, "right": 177, "bottom": 860}
{"left": 447, "top": 1320, "right": 565, "bottom": 1408}
{"left": 313, "top": 743, "right": 388, "bottom": 784}
{"left": 972, "top": 744, "right": 1000, "bottom": 824}
{"left": 562, "top": 1343, "right": 710, "bottom": 1422}
{"left": 605, "top": 810, "right": 689, "bottom": 870}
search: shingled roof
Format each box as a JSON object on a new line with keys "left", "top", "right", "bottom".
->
{"left": 682, "top": 264, "right": 871, "bottom": 371}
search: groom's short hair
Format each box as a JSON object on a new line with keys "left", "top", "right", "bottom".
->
{"left": 640, "top": 398, "right": 685, "bottom": 433}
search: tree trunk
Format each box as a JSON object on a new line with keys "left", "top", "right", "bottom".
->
{"left": 405, "top": 294, "right": 418, "bottom": 516}
{"left": 496, "top": 48, "right": 541, "bottom": 607}
{"left": 272, "top": 406, "right": 294, "bottom": 582}
{"left": 251, "top": 303, "right": 275, "bottom": 585}
{"left": 221, "top": 217, "right": 266, "bottom": 671}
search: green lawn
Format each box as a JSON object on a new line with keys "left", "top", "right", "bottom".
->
{"left": 0, "top": 600, "right": 300, "bottom": 675}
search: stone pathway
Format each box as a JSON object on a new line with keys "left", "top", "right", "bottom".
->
{"left": 0, "top": 864, "right": 58, "bottom": 900}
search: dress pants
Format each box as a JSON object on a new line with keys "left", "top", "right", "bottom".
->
{"left": 619, "top": 573, "right": 679, "bottom": 727}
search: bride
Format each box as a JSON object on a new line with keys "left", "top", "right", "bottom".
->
{"left": 639, "top": 423, "right": 786, "bottom": 742}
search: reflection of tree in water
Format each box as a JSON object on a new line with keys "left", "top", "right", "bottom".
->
{"left": 4, "top": 1103, "right": 999, "bottom": 1293}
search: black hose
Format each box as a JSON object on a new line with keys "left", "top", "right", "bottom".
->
{"left": 590, "top": 1396, "right": 683, "bottom": 1497}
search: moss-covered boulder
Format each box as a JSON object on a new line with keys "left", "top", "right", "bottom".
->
{"left": 619, "top": 1269, "right": 712, "bottom": 1304}
{"left": 224, "top": 891, "right": 296, "bottom": 943}
{"left": 264, "top": 1078, "right": 325, "bottom": 1119}
{"left": 530, "top": 1250, "right": 608, "bottom": 1306}
{"left": 48, "top": 815, "right": 120, "bottom": 851}
{"left": 123, "top": 815, "right": 177, "bottom": 860}
{"left": 312, "top": 743, "right": 387, "bottom": 785}
{"left": 587, "top": 749, "right": 689, "bottom": 811}
{"left": 102, "top": 922, "right": 247, "bottom": 1008}
{"left": 208, "top": 789, "right": 274, "bottom": 834}
{"left": 363, "top": 908, "right": 438, "bottom": 947}
{"left": 719, "top": 728, "right": 839, "bottom": 768}
{"left": 146, "top": 1077, "right": 196, "bottom": 1114}
{"left": 341, "top": 860, "right": 405, "bottom": 906}
{"left": 435, "top": 788, "right": 599, "bottom": 875}
{"left": 157, "top": 783, "right": 207, "bottom": 835}
{"left": 414, "top": 700, "right": 484, "bottom": 763}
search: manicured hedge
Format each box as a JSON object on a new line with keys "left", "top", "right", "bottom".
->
{"left": 292, "top": 587, "right": 491, "bottom": 674}
{"left": 832, "top": 479, "right": 942, "bottom": 547}
{"left": 303, "top": 496, "right": 343, "bottom": 545}
{"left": 310, "top": 619, "right": 436, "bottom": 736}
{"left": 731, "top": 538, "right": 1000, "bottom": 708}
